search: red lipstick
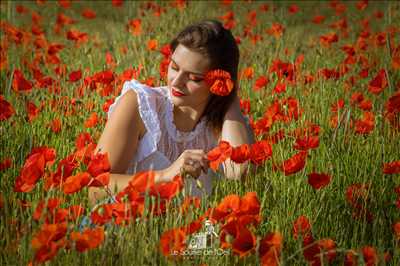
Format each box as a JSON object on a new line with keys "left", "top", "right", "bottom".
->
{"left": 172, "top": 88, "right": 186, "bottom": 97}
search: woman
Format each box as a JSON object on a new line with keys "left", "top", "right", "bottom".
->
{"left": 89, "top": 19, "right": 254, "bottom": 204}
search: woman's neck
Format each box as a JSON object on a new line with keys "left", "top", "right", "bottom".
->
{"left": 173, "top": 105, "right": 205, "bottom": 132}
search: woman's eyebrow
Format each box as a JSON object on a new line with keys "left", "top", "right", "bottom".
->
{"left": 171, "top": 58, "right": 204, "bottom": 76}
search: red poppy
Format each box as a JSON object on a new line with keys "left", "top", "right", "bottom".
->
{"left": 239, "top": 192, "right": 260, "bottom": 216}
{"left": 307, "top": 172, "right": 331, "bottom": 190}
{"left": 69, "top": 70, "right": 82, "bottom": 82}
{"left": 70, "top": 227, "right": 104, "bottom": 252}
{"left": 128, "top": 171, "right": 155, "bottom": 193}
{"left": 288, "top": 4, "right": 299, "bottom": 14}
{"left": 292, "top": 215, "right": 311, "bottom": 239}
{"left": 90, "top": 204, "right": 113, "bottom": 225}
{"left": 253, "top": 75, "right": 269, "bottom": 91}
{"left": 81, "top": 8, "right": 96, "bottom": 19}
{"left": 281, "top": 151, "right": 307, "bottom": 176}
{"left": 63, "top": 172, "right": 91, "bottom": 194}
{"left": 84, "top": 112, "right": 98, "bottom": 128}
{"left": 320, "top": 32, "right": 339, "bottom": 47}
{"left": 362, "top": 246, "right": 378, "bottom": 266}
{"left": 259, "top": 232, "right": 283, "bottom": 266}
{"left": 368, "top": 69, "right": 388, "bottom": 94}
{"left": 266, "top": 23, "right": 285, "bottom": 39}
{"left": 318, "top": 238, "right": 336, "bottom": 263}
{"left": 0, "top": 95, "right": 15, "bottom": 121}
{"left": 302, "top": 234, "right": 321, "bottom": 264}
{"left": 354, "top": 111, "right": 375, "bottom": 134}
{"left": 232, "top": 226, "right": 257, "bottom": 257}
{"left": 159, "top": 228, "right": 186, "bottom": 257}
{"left": 14, "top": 153, "right": 46, "bottom": 192}
{"left": 26, "top": 101, "right": 40, "bottom": 122}
{"left": 88, "top": 172, "right": 110, "bottom": 187}
{"left": 87, "top": 152, "right": 110, "bottom": 177}
{"left": 312, "top": 15, "right": 325, "bottom": 24}
{"left": 344, "top": 250, "right": 358, "bottom": 266}
{"left": 112, "top": 0, "right": 124, "bottom": 7}
{"left": 230, "top": 144, "right": 250, "bottom": 164}
{"left": 127, "top": 19, "right": 141, "bottom": 36}
{"left": 293, "top": 135, "right": 319, "bottom": 151}
{"left": 207, "top": 141, "right": 232, "bottom": 171}
{"left": 0, "top": 157, "right": 12, "bottom": 171}
{"left": 149, "top": 175, "right": 183, "bottom": 200}
{"left": 394, "top": 221, "right": 400, "bottom": 240}
{"left": 250, "top": 140, "right": 272, "bottom": 165}
{"left": 75, "top": 132, "right": 93, "bottom": 150}
{"left": 383, "top": 160, "right": 400, "bottom": 174}
{"left": 31, "top": 222, "right": 67, "bottom": 263}
{"left": 50, "top": 118, "right": 62, "bottom": 133}
{"left": 12, "top": 69, "right": 33, "bottom": 92}
{"left": 204, "top": 70, "right": 234, "bottom": 96}
{"left": 210, "top": 194, "right": 241, "bottom": 222}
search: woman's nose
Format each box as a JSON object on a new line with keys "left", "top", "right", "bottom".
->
{"left": 171, "top": 71, "right": 186, "bottom": 88}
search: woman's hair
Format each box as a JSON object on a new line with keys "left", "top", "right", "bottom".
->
{"left": 170, "top": 19, "right": 240, "bottom": 133}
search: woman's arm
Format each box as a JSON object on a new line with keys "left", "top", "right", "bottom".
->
{"left": 89, "top": 90, "right": 145, "bottom": 204}
{"left": 220, "top": 96, "right": 255, "bottom": 180}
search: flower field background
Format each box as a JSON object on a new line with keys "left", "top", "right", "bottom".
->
{"left": 1, "top": 0, "right": 400, "bottom": 265}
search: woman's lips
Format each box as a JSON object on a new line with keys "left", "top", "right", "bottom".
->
{"left": 172, "top": 88, "right": 186, "bottom": 97}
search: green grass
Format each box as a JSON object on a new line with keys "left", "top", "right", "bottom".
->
{"left": 1, "top": 0, "right": 399, "bottom": 265}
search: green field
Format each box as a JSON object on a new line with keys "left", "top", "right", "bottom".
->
{"left": 1, "top": 0, "right": 399, "bottom": 265}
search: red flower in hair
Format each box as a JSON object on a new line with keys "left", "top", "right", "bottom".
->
{"left": 204, "top": 69, "right": 234, "bottom": 96}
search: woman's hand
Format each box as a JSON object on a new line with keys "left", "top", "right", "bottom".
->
{"left": 155, "top": 149, "right": 209, "bottom": 183}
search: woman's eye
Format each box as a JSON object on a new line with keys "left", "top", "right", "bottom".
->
{"left": 190, "top": 76, "right": 203, "bottom": 82}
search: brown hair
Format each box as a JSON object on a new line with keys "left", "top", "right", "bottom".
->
{"left": 170, "top": 19, "right": 239, "bottom": 133}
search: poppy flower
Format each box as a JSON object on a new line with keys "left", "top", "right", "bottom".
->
{"left": 230, "top": 144, "right": 250, "bottom": 164}
{"left": 293, "top": 135, "right": 319, "bottom": 151}
{"left": 232, "top": 226, "right": 257, "bottom": 257}
{"left": 70, "top": 227, "right": 104, "bottom": 252}
{"left": 362, "top": 246, "right": 378, "bottom": 266}
{"left": 31, "top": 222, "right": 67, "bottom": 263}
{"left": 281, "top": 151, "right": 307, "bottom": 176}
{"left": 63, "top": 172, "right": 91, "bottom": 194}
{"left": 81, "top": 8, "right": 96, "bottom": 19}
{"left": 292, "top": 215, "right": 311, "bottom": 239}
{"left": 266, "top": 23, "right": 285, "bottom": 39}
{"left": 88, "top": 172, "right": 110, "bottom": 187}
{"left": 69, "top": 70, "right": 82, "bottom": 82}
{"left": 210, "top": 194, "right": 241, "bottom": 222}
{"left": 50, "top": 118, "right": 62, "bottom": 133}
{"left": 302, "top": 234, "right": 321, "bottom": 264}
{"left": 249, "top": 140, "right": 272, "bottom": 165}
{"left": 14, "top": 153, "right": 46, "bottom": 192}
{"left": 0, "top": 95, "right": 15, "bottom": 121}
{"left": 354, "top": 111, "right": 375, "bottom": 134}
{"left": 90, "top": 204, "right": 113, "bottom": 225}
{"left": 149, "top": 175, "right": 183, "bottom": 200}
{"left": 318, "top": 238, "right": 337, "bottom": 263}
{"left": 128, "top": 171, "right": 155, "bottom": 193}
{"left": 0, "top": 157, "right": 12, "bottom": 171}
{"left": 127, "top": 19, "right": 141, "bottom": 36}
{"left": 312, "top": 15, "right": 325, "bottom": 24}
{"left": 159, "top": 228, "right": 186, "bottom": 257}
{"left": 383, "top": 160, "right": 400, "bottom": 174}
{"left": 75, "top": 132, "right": 93, "bottom": 150}
{"left": 207, "top": 141, "right": 232, "bottom": 171}
{"left": 12, "top": 69, "right": 33, "bottom": 92}
{"left": 84, "top": 112, "right": 98, "bottom": 128}
{"left": 68, "top": 205, "right": 85, "bottom": 221}
{"left": 87, "top": 152, "right": 110, "bottom": 177}
{"left": 259, "top": 232, "right": 283, "bottom": 266}
{"left": 368, "top": 69, "right": 388, "bottom": 94}
{"left": 344, "top": 250, "right": 358, "bottom": 266}
{"left": 307, "top": 172, "right": 331, "bottom": 190}
{"left": 239, "top": 192, "right": 260, "bottom": 216}
{"left": 26, "top": 101, "right": 40, "bottom": 122}
{"left": 204, "top": 70, "right": 234, "bottom": 96}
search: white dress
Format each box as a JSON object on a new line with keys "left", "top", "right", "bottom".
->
{"left": 107, "top": 79, "right": 220, "bottom": 197}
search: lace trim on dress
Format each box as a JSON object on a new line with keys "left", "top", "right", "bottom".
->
{"left": 107, "top": 79, "right": 162, "bottom": 163}
{"left": 164, "top": 87, "right": 208, "bottom": 143}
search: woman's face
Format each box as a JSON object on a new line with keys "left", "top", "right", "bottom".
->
{"left": 167, "top": 44, "right": 212, "bottom": 110}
